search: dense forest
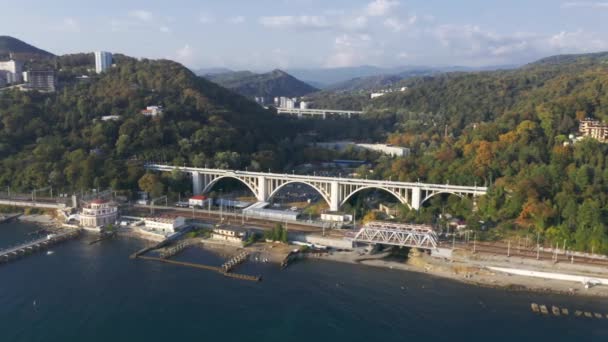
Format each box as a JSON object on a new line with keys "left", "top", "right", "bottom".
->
{"left": 0, "top": 55, "right": 313, "bottom": 193}
{"left": 355, "top": 52, "right": 608, "bottom": 253}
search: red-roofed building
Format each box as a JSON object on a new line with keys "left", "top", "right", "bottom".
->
{"left": 189, "top": 195, "right": 209, "bottom": 208}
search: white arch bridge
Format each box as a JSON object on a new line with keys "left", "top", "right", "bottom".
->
{"left": 145, "top": 164, "right": 487, "bottom": 211}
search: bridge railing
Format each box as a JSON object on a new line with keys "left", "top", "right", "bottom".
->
{"left": 144, "top": 163, "right": 488, "bottom": 194}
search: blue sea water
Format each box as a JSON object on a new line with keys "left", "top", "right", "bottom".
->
{"left": 1, "top": 222, "right": 607, "bottom": 342}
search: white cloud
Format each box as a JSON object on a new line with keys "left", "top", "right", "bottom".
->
{"left": 228, "top": 16, "right": 245, "bottom": 24}
{"left": 343, "top": 16, "right": 368, "bottom": 30}
{"left": 560, "top": 1, "right": 608, "bottom": 8}
{"left": 365, "top": 0, "right": 400, "bottom": 17}
{"left": 384, "top": 16, "right": 416, "bottom": 32}
{"left": 325, "top": 34, "right": 377, "bottom": 67}
{"left": 160, "top": 26, "right": 171, "bottom": 33}
{"left": 432, "top": 24, "right": 608, "bottom": 63}
{"left": 259, "top": 14, "right": 370, "bottom": 32}
{"left": 259, "top": 15, "right": 329, "bottom": 29}
{"left": 548, "top": 30, "right": 608, "bottom": 51}
{"left": 199, "top": 13, "right": 215, "bottom": 24}
{"left": 57, "top": 18, "right": 80, "bottom": 33}
{"left": 175, "top": 44, "right": 195, "bottom": 66}
{"left": 129, "top": 10, "right": 153, "bottom": 22}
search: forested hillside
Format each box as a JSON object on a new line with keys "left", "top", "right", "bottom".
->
{"left": 204, "top": 69, "right": 317, "bottom": 100}
{"left": 0, "top": 56, "right": 304, "bottom": 194}
{"left": 360, "top": 52, "right": 608, "bottom": 252}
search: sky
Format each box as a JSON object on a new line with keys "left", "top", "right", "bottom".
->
{"left": 2, "top": 0, "right": 608, "bottom": 70}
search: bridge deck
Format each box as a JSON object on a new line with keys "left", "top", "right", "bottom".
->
{"left": 145, "top": 164, "right": 488, "bottom": 194}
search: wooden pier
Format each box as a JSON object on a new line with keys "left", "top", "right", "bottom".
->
{"left": 221, "top": 251, "right": 249, "bottom": 272}
{"left": 159, "top": 240, "right": 196, "bottom": 259}
{"left": 129, "top": 239, "right": 170, "bottom": 259}
{"left": 136, "top": 255, "right": 261, "bottom": 282}
{"left": 0, "top": 229, "right": 82, "bottom": 264}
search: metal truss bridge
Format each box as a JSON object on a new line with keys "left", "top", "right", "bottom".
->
{"left": 353, "top": 221, "right": 438, "bottom": 250}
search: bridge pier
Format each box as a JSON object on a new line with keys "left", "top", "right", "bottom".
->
{"left": 257, "top": 176, "right": 268, "bottom": 202}
{"left": 411, "top": 187, "right": 421, "bottom": 210}
{"left": 330, "top": 181, "right": 339, "bottom": 211}
{"left": 192, "top": 171, "right": 203, "bottom": 195}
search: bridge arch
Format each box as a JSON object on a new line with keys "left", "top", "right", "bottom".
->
{"left": 420, "top": 191, "right": 466, "bottom": 207}
{"left": 202, "top": 175, "right": 258, "bottom": 198}
{"left": 340, "top": 186, "right": 411, "bottom": 210}
{"left": 267, "top": 181, "right": 331, "bottom": 208}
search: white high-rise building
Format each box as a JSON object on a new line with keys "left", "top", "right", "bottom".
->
{"left": 0, "top": 60, "right": 24, "bottom": 84}
{"left": 94, "top": 51, "right": 112, "bottom": 74}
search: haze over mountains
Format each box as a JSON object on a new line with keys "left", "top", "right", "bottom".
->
{"left": 202, "top": 69, "right": 318, "bottom": 100}
{"left": 198, "top": 63, "right": 519, "bottom": 97}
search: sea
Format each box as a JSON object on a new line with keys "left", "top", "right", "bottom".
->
{"left": 1, "top": 222, "right": 607, "bottom": 342}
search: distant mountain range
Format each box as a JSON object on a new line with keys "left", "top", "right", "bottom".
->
{"left": 196, "top": 63, "right": 520, "bottom": 96}
{"left": 323, "top": 69, "right": 446, "bottom": 92}
{"left": 286, "top": 64, "right": 517, "bottom": 88}
{"left": 201, "top": 69, "right": 318, "bottom": 100}
{"left": 525, "top": 51, "right": 608, "bottom": 67}
{"left": 194, "top": 67, "right": 234, "bottom": 76}
{"left": 0, "top": 36, "right": 54, "bottom": 60}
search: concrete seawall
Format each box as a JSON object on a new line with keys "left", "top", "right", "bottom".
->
{"left": 291, "top": 234, "right": 354, "bottom": 249}
{"left": 488, "top": 266, "right": 608, "bottom": 286}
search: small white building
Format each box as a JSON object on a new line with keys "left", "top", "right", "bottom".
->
{"left": 321, "top": 212, "right": 353, "bottom": 223}
{"left": 101, "top": 115, "right": 121, "bottom": 121}
{"left": 189, "top": 195, "right": 209, "bottom": 208}
{"left": 141, "top": 106, "right": 163, "bottom": 117}
{"left": 356, "top": 143, "right": 410, "bottom": 157}
{"left": 211, "top": 227, "right": 249, "bottom": 244}
{"left": 79, "top": 199, "right": 118, "bottom": 231}
{"left": 143, "top": 216, "right": 186, "bottom": 234}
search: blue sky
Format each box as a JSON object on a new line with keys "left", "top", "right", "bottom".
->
{"left": 2, "top": 0, "right": 608, "bottom": 70}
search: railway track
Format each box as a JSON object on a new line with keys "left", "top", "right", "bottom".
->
{"left": 441, "top": 240, "right": 608, "bottom": 267}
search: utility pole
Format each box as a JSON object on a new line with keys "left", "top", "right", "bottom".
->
{"left": 536, "top": 232, "right": 540, "bottom": 260}
{"left": 473, "top": 232, "right": 476, "bottom": 253}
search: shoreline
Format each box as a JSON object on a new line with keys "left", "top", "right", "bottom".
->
{"left": 14, "top": 218, "right": 608, "bottom": 298}
{"left": 121, "top": 228, "right": 608, "bottom": 298}
{"left": 307, "top": 250, "right": 608, "bottom": 298}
